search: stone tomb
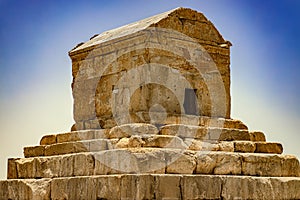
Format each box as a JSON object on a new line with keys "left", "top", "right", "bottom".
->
{"left": 1, "top": 7, "right": 299, "bottom": 200}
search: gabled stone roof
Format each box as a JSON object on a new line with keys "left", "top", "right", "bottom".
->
{"left": 69, "top": 7, "right": 227, "bottom": 55}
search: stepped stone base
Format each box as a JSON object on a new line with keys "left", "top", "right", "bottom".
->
{"left": 1, "top": 175, "right": 300, "bottom": 199}
{"left": 2, "top": 122, "right": 300, "bottom": 199}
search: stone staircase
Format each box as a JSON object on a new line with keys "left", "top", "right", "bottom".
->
{"left": 1, "top": 117, "right": 300, "bottom": 199}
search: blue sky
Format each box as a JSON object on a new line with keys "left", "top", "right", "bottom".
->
{"left": 0, "top": 0, "right": 299, "bottom": 179}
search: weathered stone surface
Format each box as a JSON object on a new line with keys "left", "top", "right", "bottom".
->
{"left": 242, "top": 154, "right": 300, "bottom": 177}
{"left": 143, "top": 135, "right": 187, "bottom": 149}
{"left": 200, "top": 117, "right": 248, "bottom": 130}
{"left": 218, "top": 141, "right": 234, "bottom": 152}
{"left": 120, "top": 175, "right": 155, "bottom": 199}
{"left": 0, "top": 179, "right": 51, "bottom": 200}
{"left": 184, "top": 138, "right": 219, "bottom": 151}
{"left": 255, "top": 142, "right": 283, "bottom": 154}
{"left": 196, "top": 152, "right": 241, "bottom": 175}
{"left": 24, "top": 145, "right": 45, "bottom": 158}
{"left": 160, "top": 124, "right": 209, "bottom": 139}
{"left": 109, "top": 123, "right": 158, "bottom": 138}
{"left": 89, "top": 139, "right": 108, "bottom": 151}
{"left": 218, "top": 129, "right": 251, "bottom": 141}
{"left": 16, "top": 157, "right": 36, "bottom": 178}
{"left": 2, "top": 175, "right": 297, "bottom": 199}
{"left": 40, "top": 134, "right": 56, "bottom": 145}
{"left": 51, "top": 177, "right": 96, "bottom": 200}
{"left": 94, "top": 148, "right": 166, "bottom": 174}
{"left": 182, "top": 175, "right": 222, "bottom": 199}
{"left": 222, "top": 176, "right": 300, "bottom": 199}
{"left": 70, "top": 7, "right": 231, "bottom": 128}
{"left": 250, "top": 131, "right": 266, "bottom": 142}
{"left": 154, "top": 175, "right": 182, "bottom": 199}
{"left": 74, "top": 153, "right": 94, "bottom": 176}
{"left": 56, "top": 130, "right": 95, "bottom": 143}
{"left": 44, "top": 142, "right": 88, "bottom": 156}
{"left": 166, "top": 150, "right": 196, "bottom": 174}
{"left": 7, "top": 158, "right": 18, "bottom": 179}
{"left": 234, "top": 141, "right": 256, "bottom": 153}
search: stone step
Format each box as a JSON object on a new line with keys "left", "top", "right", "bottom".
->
{"left": 1, "top": 174, "right": 300, "bottom": 199}
{"left": 25, "top": 134, "right": 283, "bottom": 158}
{"left": 39, "top": 123, "right": 264, "bottom": 146}
{"left": 74, "top": 113, "right": 249, "bottom": 130}
{"left": 160, "top": 124, "right": 265, "bottom": 141}
{"left": 10, "top": 149, "right": 300, "bottom": 179}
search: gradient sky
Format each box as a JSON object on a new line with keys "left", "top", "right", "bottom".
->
{"left": 0, "top": 0, "right": 299, "bottom": 179}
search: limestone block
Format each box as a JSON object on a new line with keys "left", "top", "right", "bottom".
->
{"left": 234, "top": 141, "right": 256, "bottom": 153}
{"left": 153, "top": 175, "right": 182, "bottom": 199}
{"left": 59, "top": 154, "right": 74, "bottom": 177}
{"left": 94, "top": 129, "right": 110, "bottom": 139}
{"left": 51, "top": 177, "right": 96, "bottom": 200}
{"left": 160, "top": 124, "right": 209, "bottom": 139}
{"left": 218, "top": 129, "right": 251, "bottom": 141}
{"left": 0, "top": 179, "right": 51, "bottom": 200}
{"left": 94, "top": 175, "right": 122, "bottom": 199}
{"left": 35, "top": 156, "right": 61, "bottom": 178}
{"left": 40, "top": 134, "right": 56, "bottom": 145}
{"left": 16, "top": 157, "right": 36, "bottom": 178}
{"left": 200, "top": 117, "right": 247, "bottom": 130}
{"left": 115, "top": 135, "right": 145, "bottom": 148}
{"left": 73, "top": 153, "right": 95, "bottom": 176}
{"left": 109, "top": 123, "right": 158, "bottom": 138}
{"left": 94, "top": 149, "right": 166, "bottom": 174}
{"left": 184, "top": 138, "right": 219, "bottom": 151}
{"left": 115, "top": 137, "right": 130, "bottom": 148}
{"left": 196, "top": 152, "right": 241, "bottom": 175}
{"left": 89, "top": 139, "right": 108, "bottom": 151}
{"left": 106, "top": 138, "right": 119, "bottom": 149}
{"left": 281, "top": 155, "right": 300, "bottom": 177}
{"left": 120, "top": 175, "right": 155, "bottom": 199}
{"left": 223, "top": 119, "right": 248, "bottom": 130}
{"left": 143, "top": 135, "right": 187, "bottom": 149}
{"left": 131, "top": 148, "right": 166, "bottom": 173}
{"left": 44, "top": 142, "right": 88, "bottom": 156}
{"left": 242, "top": 154, "right": 300, "bottom": 177}
{"left": 24, "top": 145, "right": 45, "bottom": 158}
{"left": 7, "top": 158, "right": 18, "bottom": 179}
{"left": 56, "top": 130, "right": 95, "bottom": 143}
{"left": 166, "top": 150, "right": 196, "bottom": 174}
{"left": 94, "top": 149, "right": 139, "bottom": 174}
{"left": 218, "top": 141, "right": 234, "bottom": 152}
{"left": 181, "top": 175, "right": 222, "bottom": 199}
{"left": 250, "top": 131, "right": 266, "bottom": 142}
{"left": 255, "top": 142, "right": 283, "bottom": 154}
{"left": 221, "top": 176, "right": 300, "bottom": 199}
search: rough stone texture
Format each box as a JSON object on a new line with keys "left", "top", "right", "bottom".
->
{"left": 196, "top": 152, "right": 241, "bottom": 175}
{"left": 109, "top": 123, "right": 158, "bottom": 138}
{"left": 0, "top": 179, "right": 51, "bottom": 200}
{"left": 255, "top": 142, "right": 283, "bottom": 154}
{"left": 70, "top": 7, "right": 232, "bottom": 128}
{"left": 166, "top": 150, "right": 196, "bottom": 174}
{"left": 2, "top": 175, "right": 299, "bottom": 200}
{"left": 234, "top": 141, "right": 256, "bottom": 153}
{"left": 24, "top": 145, "right": 45, "bottom": 158}
{"left": 160, "top": 124, "right": 209, "bottom": 139}
{"left": 242, "top": 154, "right": 300, "bottom": 177}
{"left": 222, "top": 176, "right": 300, "bottom": 200}
{"left": 40, "top": 134, "right": 56, "bottom": 145}
{"left": 250, "top": 131, "right": 266, "bottom": 142}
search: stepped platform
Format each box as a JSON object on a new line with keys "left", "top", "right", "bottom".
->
{"left": 2, "top": 122, "right": 300, "bottom": 199}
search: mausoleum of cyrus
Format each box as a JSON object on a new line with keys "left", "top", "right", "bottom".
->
{"left": 0, "top": 7, "right": 299, "bottom": 199}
